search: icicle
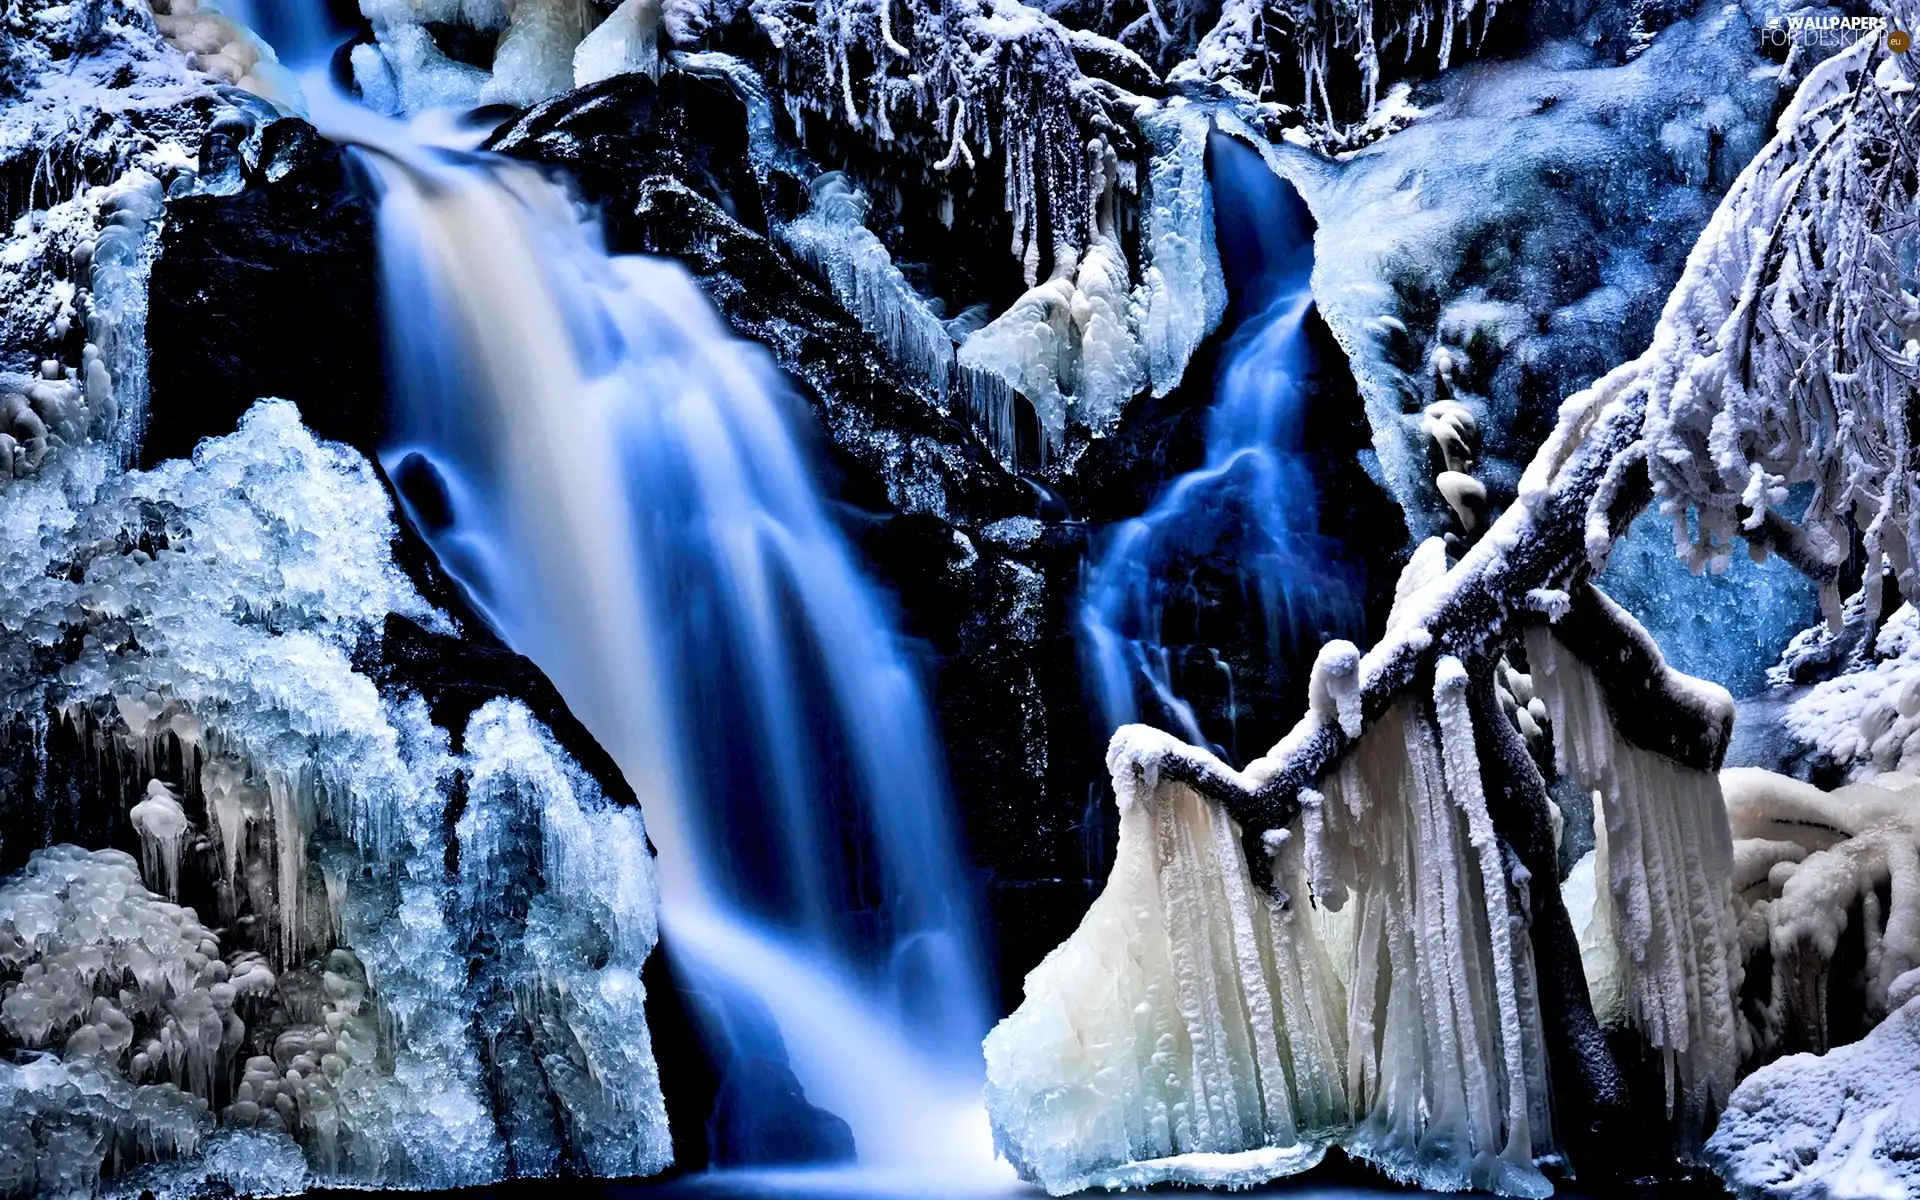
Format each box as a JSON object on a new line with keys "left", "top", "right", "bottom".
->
{"left": 129, "top": 779, "right": 191, "bottom": 900}
{"left": 984, "top": 728, "right": 1345, "bottom": 1194}
{"left": 1317, "top": 701, "right": 1552, "bottom": 1197}
{"left": 1526, "top": 624, "right": 1740, "bottom": 1142}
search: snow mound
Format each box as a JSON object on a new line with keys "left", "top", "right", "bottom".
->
{"left": 1708, "top": 994, "right": 1920, "bottom": 1200}
{"left": 1782, "top": 605, "right": 1920, "bottom": 779}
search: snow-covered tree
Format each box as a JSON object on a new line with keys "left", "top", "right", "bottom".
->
{"left": 986, "top": 25, "right": 1920, "bottom": 1195}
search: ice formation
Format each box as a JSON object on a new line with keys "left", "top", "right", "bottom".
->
{"left": 781, "top": 172, "right": 1019, "bottom": 465}
{"left": 956, "top": 150, "right": 1146, "bottom": 450}
{"left": 991, "top": 654, "right": 1575, "bottom": 1195}
{"left": 456, "top": 700, "right": 672, "bottom": 1178}
{"left": 353, "top": 0, "right": 534, "bottom": 111}
{"left": 574, "top": 0, "right": 666, "bottom": 84}
{"left": 1310, "top": 672, "right": 1556, "bottom": 1196}
{"left": 747, "top": 0, "right": 1136, "bottom": 285}
{"left": 983, "top": 727, "right": 1345, "bottom": 1195}
{"left": 144, "top": 0, "right": 302, "bottom": 107}
{"left": 1707, "top": 994, "right": 1920, "bottom": 1200}
{"left": 0, "top": 169, "right": 164, "bottom": 480}
{"left": 1721, "top": 768, "right": 1920, "bottom": 1060}
{"left": 1174, "top": 0, "right": 1505, "bottom": 129}
{"left": 1136, "top": 102, "right": 1229, "bottom": 400}
{"left": 0, "top": 400, "right": 671, "bottom": 1190}
{"left": 1525, "top": 622, "right": 1742, "bottom": 1137}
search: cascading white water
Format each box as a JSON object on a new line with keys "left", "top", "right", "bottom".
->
{"left": 219, "top": 0, "right": 339, "bottom": 66}
{"left": 303, "top": 85, "right": 997, "bottom": 1174}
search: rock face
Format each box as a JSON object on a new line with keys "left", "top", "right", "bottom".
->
{"left": 145, "top": 118, "right": 384, "bottom": 467}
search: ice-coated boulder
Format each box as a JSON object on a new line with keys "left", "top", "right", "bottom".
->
{"left": 1709, "top": 995, "right": 1920, "bottom": 1200}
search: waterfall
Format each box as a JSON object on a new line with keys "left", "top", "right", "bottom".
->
{"left": 1081, "top": 132, "right": 1362, "bottom": 759}
{"left": 305, "top": 86, "right": 994, "bottom": 1172}
{"left": 220, "top": 0, "right": 339, "bottom": 66}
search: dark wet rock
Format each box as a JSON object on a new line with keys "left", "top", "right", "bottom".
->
{"left": 643, "top": 943, "right": 857, "bottom": 1173}
{"left": 145, "top": 116, "right": 385, "bottom": 466}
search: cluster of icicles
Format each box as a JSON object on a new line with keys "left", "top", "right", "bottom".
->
{"left": 985, "top": 612, "right": 1745, "bottom": 1196}
{"left": 0, "top": 746, "right": 388, "bottom": 1196}
{"left": 0, "top": 690, "right": 669, "bottom": 1197}
{"left": 1, "top": 171, "right": 159, "bottom": 484}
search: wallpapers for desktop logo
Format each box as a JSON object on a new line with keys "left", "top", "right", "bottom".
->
{"left": 1762, "top": 11, "right": 1905, "bottom": 49}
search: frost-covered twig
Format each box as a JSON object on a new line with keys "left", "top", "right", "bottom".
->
{"left": 1175, "top": 0, "right": 1504, "bottom": 131}
{"left": 747, "top": 0, "right": 1145, "bottom": 280}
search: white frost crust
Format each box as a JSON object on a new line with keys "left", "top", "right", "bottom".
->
{"left": 1525, "top": 626, "right": 1742, "bottom": 1139}
{"left": 1708, "top": 994, "right": 1920, "bottom": 1200}
{"left": 1722, "top": 767, "right": 1920, "bottom": 1056}
{"left": 983, "top": 726, "right": 1345, "bottom": 1195}
{"left": 457, "top": 699, "right": 673, "bottom": 1179}
{"left": 1782, "top": 604, "right": 1920, "bottom": 778}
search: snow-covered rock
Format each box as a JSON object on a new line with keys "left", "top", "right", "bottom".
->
{"left": 1782, "top": 606, "right": 1920, "bottom": 779}
{"left": 1282, "top": 8, "right": 1779, "bottom": 539}
{"left": 1709, "top": 994, "right": 1920, "bottom": 1200}
{"left": 1722, "top": 767, "right": 1920, "bottom": 1060}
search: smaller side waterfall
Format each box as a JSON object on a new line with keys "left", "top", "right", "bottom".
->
{"left": 1081, "top": 133, "right": 1363, "bottom": 758}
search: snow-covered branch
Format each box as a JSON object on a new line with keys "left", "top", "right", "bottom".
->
{"left": 1638, "top": 33, "right": 1920, "bottom": 627}
{"left": 1118, "top": 29, "right": 1920, "bottom": 855}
